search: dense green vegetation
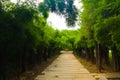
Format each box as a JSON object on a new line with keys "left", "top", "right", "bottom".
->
{"left": 0, "top": 0, "right": 120, "bottom": 80}
{"left": 0, "top": 1, "right": 78, "bottom": 79}
{"left": 74, "top": 0, "right": 120, "bottom": 72}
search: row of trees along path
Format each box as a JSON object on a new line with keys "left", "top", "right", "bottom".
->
{"left": 1, "top": 0, "right": 120, "bottom": 80}
{"left": 35, "top": 51, "right": 95, "bottom": 80}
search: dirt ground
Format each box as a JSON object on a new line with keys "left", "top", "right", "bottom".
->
{"left": 75, "top": 54, "right": 114, "bottom": 73}
{"left": 19, "top": 55, "right": 59, "bottom": 80}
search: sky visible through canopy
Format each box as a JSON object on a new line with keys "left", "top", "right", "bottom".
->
{"left": 47, "top": 12, "right": 80, "bottom": 30}
{"left": 11, "top": 0, "right": 82, "bottom": 30}
{"left": 47, "top": 0, "right": 82, "bottom": 30}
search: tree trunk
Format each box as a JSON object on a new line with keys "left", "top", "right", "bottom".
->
{"left": 96, "top": 43, "right": 102, "bottom": 72}
{"left": 102, "top": 47, "right": 109, "bottom": 65}
{"left": 86, "top": 48, "right": 90, "bottom": 60}
{"left": 48, "top": 48, "right": 51, "bottom": 58}
{"left": 37, "top": 46, "right": 42, "bottom": 64}
{"left": 43, "top": 47, "right": 47, "bottom": 61}
{"left": 112, "top": 47, "right": 120, "bottom": 72}
{"left": 90, "top": 47, "right": 95, "bottom": 63}
{"left": 21, "top": 52, "right": 26, "bottom": 73}
{"left": 0, "top": 54, "right": 6, "bottom": 80}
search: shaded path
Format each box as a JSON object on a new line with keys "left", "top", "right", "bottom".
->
{"left": 35, "top": 51, "right": 95, "bottom": 80}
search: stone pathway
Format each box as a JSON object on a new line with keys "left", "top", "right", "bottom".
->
{"left": 35, "top": 51, "right": 95, "bottom": 80}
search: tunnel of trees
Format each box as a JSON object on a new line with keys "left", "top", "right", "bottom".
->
{"left": 0, "top": 0, "right": 120, "bottom": 80}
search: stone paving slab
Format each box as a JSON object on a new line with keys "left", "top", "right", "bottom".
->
{"left": 35, "top": 51, "right": 95, "bottom": 80}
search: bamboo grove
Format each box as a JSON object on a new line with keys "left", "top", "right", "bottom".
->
{"left": 0, "top": 1, "right": 71, "bottom": 80}
{"left": 0, "top": 0, "right": 120, "bottom": 80}
{"left": 74, "top": 0, "right": 120, "bottom": 72}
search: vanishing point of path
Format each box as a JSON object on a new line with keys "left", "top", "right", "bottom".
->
{"left": 35, "top": 51, "right": 95, "bottom": 80}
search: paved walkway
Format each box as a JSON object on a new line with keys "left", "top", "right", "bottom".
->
{"left": 35, "top": 51, "right": 95, "bottom": 80}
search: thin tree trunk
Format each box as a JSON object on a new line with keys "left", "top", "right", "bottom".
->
{"left": 96, "top": 43, "right": 102, "bottom": 72}
{"left": 86, "top": 48, "right": 90, "bottom": 60}
{"left": 21, "top": 52, "right": 26, "bottom": 73}
{"left": 43, "top": 47, "right": 47, "bottom": 61}
{"left": 90, "top": 47, "right": 95, "bottom": 63}
{"left": 103, "top": 47, "right": 109, "bottom": 65}
{"left": 112, "top": 47, "right": 119, "bottom": 72}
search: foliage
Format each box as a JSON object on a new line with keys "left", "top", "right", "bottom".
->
{"left": 79, "top": 0, "right": 120, "bottom": 50}
{"left": 79, "top": 0, "right": 120, "bottom": 71}
{"left": 0, "top": 1, "right": 80, "bottom": 79}
{"left": 38, "top": 0, "right": 78, "bottom": 26}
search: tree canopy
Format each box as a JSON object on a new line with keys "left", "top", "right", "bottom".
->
{"left": 38, "top": 0, "right": 78, "bottom": 26}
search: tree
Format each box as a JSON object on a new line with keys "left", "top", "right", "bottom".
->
{"left": 38, "top": 0, "right": 78, "bottom": 26}
{"left": 80, "top": 0, "right": 120, "bottom": 72}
